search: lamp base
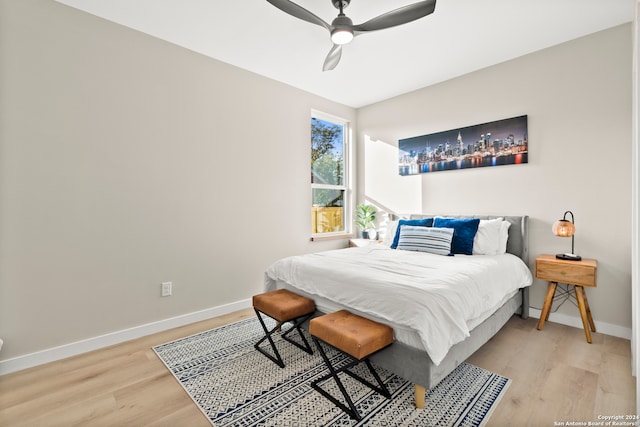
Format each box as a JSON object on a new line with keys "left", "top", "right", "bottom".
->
{"left": 556, "top": 253, "right": 582, "bottom": 261}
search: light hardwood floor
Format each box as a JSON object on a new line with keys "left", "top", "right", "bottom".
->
{"left": 0, "top": 309, "right": 635, "bottom": 426}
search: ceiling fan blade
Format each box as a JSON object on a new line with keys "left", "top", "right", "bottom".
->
{"left": 267, "top": 0, "right": 332, "bottom": 31}
{"left": 322, "top": 44, "right": 342, "bottom": 71}
{"left": 353, "top": 0, "right": 436, "bottom": 33}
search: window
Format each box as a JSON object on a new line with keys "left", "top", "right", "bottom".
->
{"left": 311, "top": 111, "right": 350, "bottom": 237}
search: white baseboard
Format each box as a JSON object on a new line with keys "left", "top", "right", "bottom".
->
{"left": 0, "top": 298, "right": 252, "bottom": 376}
{"left": 2, "top": 301, "right": 629, "bottom": 376}
{"left": 529, "top": 308, "right": 632, "bottom": 340}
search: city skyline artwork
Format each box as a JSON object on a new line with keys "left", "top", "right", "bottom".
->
{"left": 398, "top": 115, "right": 528, "bottom": 175}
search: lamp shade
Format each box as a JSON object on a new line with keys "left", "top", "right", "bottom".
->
{"left": 552, "top": 219, "right": 575, "bottom": 237}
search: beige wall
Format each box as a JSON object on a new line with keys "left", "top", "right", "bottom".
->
{"left": 0, "top": 0, "right": 632, "bottom": 365}
{"left": 357, "top": 24, "right": 632, "bottom": 331}
{"left": 0, "top": 0, "right": 354, "bottom": 360}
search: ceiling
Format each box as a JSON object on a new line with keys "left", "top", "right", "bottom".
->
{"left": 55, "top": 0, "right": 634, "bottom": 108}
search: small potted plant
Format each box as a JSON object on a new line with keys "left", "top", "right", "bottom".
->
{"left": 355, "top": 204, "right": 377, "bottom": 239}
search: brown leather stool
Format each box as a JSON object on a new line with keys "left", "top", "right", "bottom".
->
{"left": 309, "top": 310, "right": 394, "bottom": 421}
{"left": 252, "top": 289, "right": 315, "bottom": 368}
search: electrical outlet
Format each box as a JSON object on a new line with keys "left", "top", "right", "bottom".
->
{"left": 161, "top": 281, "right": 172, "bottom": 297}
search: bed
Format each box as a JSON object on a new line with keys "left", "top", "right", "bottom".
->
{"left": 264, "top": 215, "right": 532, "bottom": 407}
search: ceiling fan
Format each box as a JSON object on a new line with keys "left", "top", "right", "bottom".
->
{"left": 266, "top": 0, "right": 437, "bottom": 71}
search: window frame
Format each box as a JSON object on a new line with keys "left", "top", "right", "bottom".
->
{"left": 310, "top": 110, "right": 352, "bottom": 240}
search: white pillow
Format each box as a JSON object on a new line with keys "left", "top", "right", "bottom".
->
{"left": 498, "top": 220, "right": 511, "bottom": 254}
{"left": 396, "top": 225, "right": 454, "bottom": 256}
{"left": 473, "top": 218, "right": 509, "bottom": 255}
{"left": 381, "top": 220, "right": 399, "bottom": 247}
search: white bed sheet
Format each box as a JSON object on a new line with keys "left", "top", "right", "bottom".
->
{"left": 264, "top": 245, "right": 532, "bottom": 366}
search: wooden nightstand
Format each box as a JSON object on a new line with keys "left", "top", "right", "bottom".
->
{"left": 535, "top": 254, "right": 598, "bottom": 343}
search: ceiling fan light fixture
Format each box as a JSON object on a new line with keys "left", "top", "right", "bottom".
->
{"left": 330, "top": 14, "right": 354, "bottom": 45}
{"left": 331, "top": 27, "right": 354, "bottom": 44}
{"left": 266, "top": 0, "right": 437, "bottom": 70}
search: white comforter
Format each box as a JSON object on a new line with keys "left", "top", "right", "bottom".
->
{"left": 264, "top": 245, "right": 532, "bottom": 365}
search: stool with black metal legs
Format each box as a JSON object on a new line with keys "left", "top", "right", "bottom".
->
{"left": 309, "top": 310, "right": 394, "bottom": 421}
{"left": 252, "top": 289, "right": 316, "bottom": 368}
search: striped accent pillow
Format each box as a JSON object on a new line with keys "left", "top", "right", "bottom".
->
{"left": 396, "top": 225, "right": 454, "bottom": 256}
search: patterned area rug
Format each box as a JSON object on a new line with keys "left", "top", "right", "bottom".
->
{"left": 153, "top": 317, "right": 509, "bottom": 426}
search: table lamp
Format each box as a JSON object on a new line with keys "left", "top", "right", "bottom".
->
{"left": 552, "top": 210, "right": 581, "bottom": 261}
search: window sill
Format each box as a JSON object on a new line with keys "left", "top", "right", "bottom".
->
{"left": 310, "top": 233, "right": 354, "bottom": 242}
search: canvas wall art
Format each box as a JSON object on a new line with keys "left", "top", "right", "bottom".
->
{"left": 398, "top": 115, "right": 528, "bottom": 175}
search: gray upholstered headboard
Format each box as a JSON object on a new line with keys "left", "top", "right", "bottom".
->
{"left": 406, "top": 214, "right": 529, "bottom": 265}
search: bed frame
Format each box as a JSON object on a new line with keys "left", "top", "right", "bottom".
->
{"left": 274, "top": 215, "right": 530, "bottom": 408}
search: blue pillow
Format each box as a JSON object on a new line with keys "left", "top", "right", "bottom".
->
{"left": 433, "top": 217, "right": 480, "bottom": 255}
{"left": 390, "top": 218, "right": 433, "bottom": 249}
